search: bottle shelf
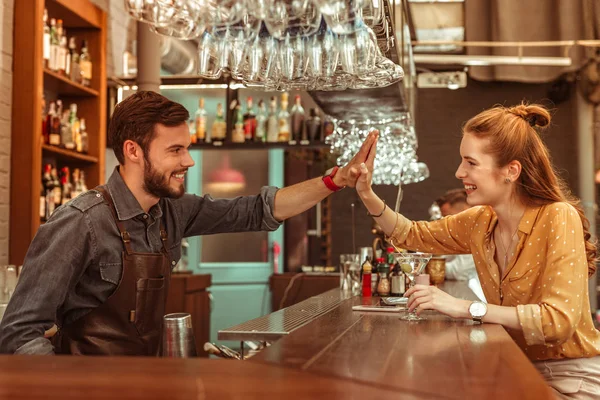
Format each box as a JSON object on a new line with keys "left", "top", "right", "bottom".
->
{"left": 190, "top": 142, "right": 330, "bottom": 150}
{"left": 42, "top": 144, "right": 98, "bottom": 163}
{"left": 44, "top": 68, "right": 98, "bottom": 97}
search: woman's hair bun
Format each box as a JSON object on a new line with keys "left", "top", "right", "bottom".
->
{"left": 509, "top": 103, "right": 551, "bottom": 128}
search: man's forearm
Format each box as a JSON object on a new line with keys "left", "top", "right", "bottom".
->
{"left": 272, "top": 176, "right": 334, "bottom": 221}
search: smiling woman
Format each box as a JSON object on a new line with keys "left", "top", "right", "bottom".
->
{"left": 355, "top": 102, "right": 600, "bottom": 398}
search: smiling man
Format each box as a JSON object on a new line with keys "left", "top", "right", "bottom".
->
{"left": 0, "top": 91, "right": 378, "bottom": 356}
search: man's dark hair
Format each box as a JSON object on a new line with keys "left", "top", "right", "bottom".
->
{"left": 109, "top": 91, "right": 189, "bottom": 165}
{"left": 435, "top": 188, "right": 468, "bottom": 207}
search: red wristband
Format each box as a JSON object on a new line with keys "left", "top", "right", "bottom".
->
{"left": 323, "top": 166, "right": 344, "bottom": 192}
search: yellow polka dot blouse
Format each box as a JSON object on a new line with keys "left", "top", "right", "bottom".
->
{"left": 387, "top": 202, "right": 600, "bottom": 361}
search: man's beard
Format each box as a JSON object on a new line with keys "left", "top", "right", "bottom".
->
{"left": 143, "top": 157, "right": 185, "bottom": 199}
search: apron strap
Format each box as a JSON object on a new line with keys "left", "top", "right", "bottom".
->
{"left": 96, "top": 187, "right": 134, "bottom": 255}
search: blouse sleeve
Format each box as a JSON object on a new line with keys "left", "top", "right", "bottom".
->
{"left": 386, "top": 206, "right": 486, "bottom": 255}
{"left": 516, "top": 204, "right": 588, "bottom": 346}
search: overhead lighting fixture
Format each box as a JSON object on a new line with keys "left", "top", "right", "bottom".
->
{"left": 413, "top": 54, "right": 572, "bottom": 67}
{"left": 205, "top": 154, "right": 246, "bottom": 193}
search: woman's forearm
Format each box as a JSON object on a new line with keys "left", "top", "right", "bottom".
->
{"left": 359, "top": 190, "right": 400, "bottom": 236}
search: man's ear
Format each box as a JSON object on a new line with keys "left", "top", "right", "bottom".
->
{"left": 123, "top": 140, "right": 143, "bottom": 165}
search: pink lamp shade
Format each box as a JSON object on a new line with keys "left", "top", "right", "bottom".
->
{"left": 205, "top": 154, "right": 246, "bottom": 193}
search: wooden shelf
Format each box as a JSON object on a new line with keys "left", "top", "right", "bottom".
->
{"left": 45, "top": 0, "right": 103, "bottom": 28}
{"left": 42, "top": 144, "right": 99, "bottom": 163}
{"left": 44, "top": 68, "right": 99, "bottom": 97}
{"left": 191, "top": 142, "right": 330, "bottom": 150}
{"left": 10, "top": 0, "right": 107, "bottom": 264}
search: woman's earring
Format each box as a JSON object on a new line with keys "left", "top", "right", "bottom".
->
{"left": 505, "top": 177, "right": 511, "bottom": 184}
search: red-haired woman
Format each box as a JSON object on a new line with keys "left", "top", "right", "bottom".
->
{"left": 357, "top": 104, "right": 600, "bottom": 398}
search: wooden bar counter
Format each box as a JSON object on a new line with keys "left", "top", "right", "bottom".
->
{"left": 248, "top": 281, "right": 553, "bottom": 399}
{"left": 0, "top": 282, "right": 553, "bottom": 399}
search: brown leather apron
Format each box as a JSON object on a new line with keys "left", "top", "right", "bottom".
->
{"left": 53, "top": 187, "right": 171, "bottom": 356}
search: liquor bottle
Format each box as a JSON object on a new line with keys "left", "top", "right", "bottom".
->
{"left": 277, "top": 92, "right": 290, "bottom": 142}
{"left": 43, "top": 9, "right": 50, "bottom": 68}
{"left": 255, "top": 99, "right": 267, "bottom": 142}
{"left": 68, "top": 37, "right": 81, "bottom": 83}
{"left": 322, "top": 115, "right": 335, "bottom": 141}
{"left": 290, "top": 95, "right": 305, "bottom": 145}
{"left": 42, "top": 164, "right": 54, "bottom": 220}
{"left": 44, "top": 101, "right": 54, "bottom": 145}
{"left": 195, "top": 98, "right": 207, "bottom": 142}
{"left": 60, "top": 108, "right": 71, "bottom": 149}
{"left": 78, "top": 117, "right": 88, "bottom": 153}
{"left": 211, "top": 103, "right": 226, "bottom": 145}
{"left": 49, "top": 100, "right": 62, "bottom": 146}
{"left": 79, "top": 40, "right": 92, "bottom": 87}
{"left": 243, "top": 97, "right": 257, "bottom": 140}
{"left": 58, "top": 29, "right": 68, "bottom": 76}
{"left": 231, "top": 104, "right": 245, "bottom": 143}
{"left": 79, "top": 170, "right": 88, "bottom": 192}
{"left": 70, "top": 168, "right": 81, "bottom": 199}
{"left": 66, "top": 103, "right": 79, "bottom": 150}
{"left": 188, "top": 119, "right": 197, "bottom": 144}
{"left": 266, "top": 96, "right": 279, "bottom": 143}
{"left": 305, "top": 108, "right": 322, "bottom": 143}
{"left": 49, "top": 18, "right": 59, "bottom": 71}
{"left": 51, "top": 167, "right": 61, "bottom": 210}
{"left": 41, "top": 96, "right": 48, "bottom": 144}
{"left": 39, "top": 182, "right": 46, "bottom": 221}
{"left": 60, "top": 167, "right": 72, "bottom": 206}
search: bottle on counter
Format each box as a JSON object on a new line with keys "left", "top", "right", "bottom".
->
{"left": 231, "top": 103, "right": 245, "bottom": 143}
{"left": 211, "top": 103, "right": 226, "bottom": 145}
{"left": 79, "top": 39, "right": 92, "bottom": 87}
{"left": 361, "top": 257, "right": 373, "bottom": 297}
{"left": 305, "top": 108, "right": 322, "bottom": 143}
{"left": 376, "top": 262, "right": 391, "bottom": 297}
{"left": 277, "top": 92, "right": 290, "bottom": 142}
{"left": 255, "top": 99, "right": 267, "bottom": 142}
{"left": 290, "top": 95, "right": 305, "bottom": 145}
{"left": 243, "top": 97, "right": 257, "bottom": 141}
{"left": 195, "top": 98, "right": 207, "bottom": 143}
{"left": 372, "top": 257, "right": 383, "bottom": 295}
{"left": 266, "top": 96, "right": 279, "bottom": 143}
{"left": 390, "top": 264, "right": 405, "bottom": 296}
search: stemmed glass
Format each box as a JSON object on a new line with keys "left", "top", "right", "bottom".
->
{"left": 393, "top": 252, "right": 432, "bottom": 321}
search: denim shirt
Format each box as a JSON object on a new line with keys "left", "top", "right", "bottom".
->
{"left": 0, "top": 167, "right": 281, "bottom": 354}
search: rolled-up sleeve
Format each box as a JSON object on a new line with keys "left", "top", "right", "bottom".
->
{"left": 516, "top": 205, "right": 587, "bottom": 346}
{"left": 177, "top": 186, "right": 282, "bottom": 237}
{"left": 386, "top": 206, "right": 485, "bottom": 255}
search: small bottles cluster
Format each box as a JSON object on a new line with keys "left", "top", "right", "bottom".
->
{"left": 190, "top": 93, "right": 335, "bottom": 145}
{"left": 40, "top": 165, "right": 88, "bottom": 221}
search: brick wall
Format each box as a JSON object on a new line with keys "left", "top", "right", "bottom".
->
{"left": 0, "top": 0, "right": 13, "bottom": 264}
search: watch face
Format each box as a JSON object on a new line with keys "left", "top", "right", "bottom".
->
{"left": 470, "top": 302, "right": 487, "bottom": 318}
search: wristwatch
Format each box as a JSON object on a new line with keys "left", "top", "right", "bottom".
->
{"left": 322, "top": 166, "right": 345, "bottom": 192}
{"left": 468, "top": 301, "right": 488, "bottom": 323}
